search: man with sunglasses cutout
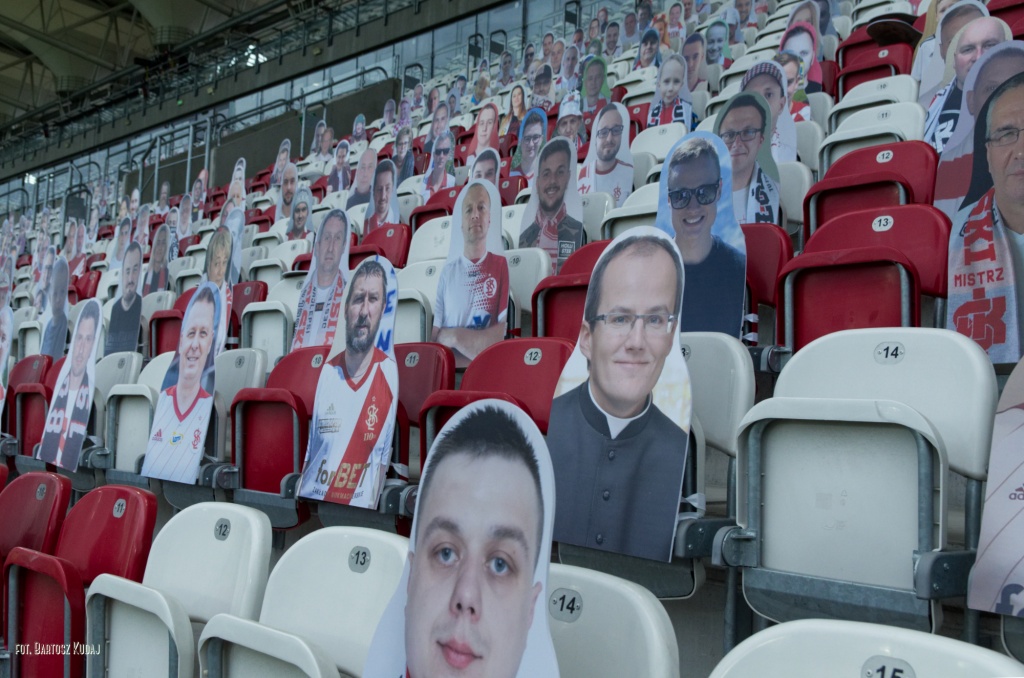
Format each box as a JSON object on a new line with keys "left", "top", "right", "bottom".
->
{"left": 666, "top": 136, "right": 745, "bottom": 335}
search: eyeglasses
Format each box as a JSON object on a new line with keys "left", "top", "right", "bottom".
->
{"left": 594, "top": 312, "right": 677, "bottom": 334}
{"left": 988, "top": 127, "right": 1024, "bottom": 148}
{"left": 433, "top": 146, "right": 452, "bottom": 156}
{"left": 596, "top": 124, "right": 625, "bottom": 139}
{"left": 668, "top": 181, "right": 720, "bottom": 209}
{"left": 719, "top": 128, "right": 762, "bottom": 144}
{"left": 522, "top": 134, "right": 544, "bottom": 146}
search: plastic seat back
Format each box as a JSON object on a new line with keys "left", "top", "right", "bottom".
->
{"left": 0, "top": 471, "right": 71, "bottom": 563}
{"left": 407, "top": 216, "right": 452, "bottom": 265}
{"left": 212, "top": 348, "right": 267, "bottom": 461}
{"left": 230, "top": 280, "right": 269, "bottom": 339}
{"left": 359, "top": 222, "right": 412, "bottom": 268}
{"left": 3, "top": 354, "right": 51, "bottom": 436}
{"left": 108, "top": 352, "right": 175, "bottom": 473}
{"left": 560, "top": 241, "right": 610, "bottom": 276}
{"left": 548, "top": 563, "right": 680, "bottom": 678}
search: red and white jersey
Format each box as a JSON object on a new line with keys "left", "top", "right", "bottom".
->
{"left": 433, "top": 252, "right": 509, "bottom": 330}
{"left": 298, "top": 347, "right": 398, "bottom": 508}
{"left": 578, "top": 160, "right": 634, "bottom": 209}
{"left": 141, "top": 386, "right": 214, "bottom": 483}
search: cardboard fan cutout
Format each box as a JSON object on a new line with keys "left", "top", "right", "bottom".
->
{"left": 470, "top": 148, "right": 501, "bottom": 187}
{"left": 40, "top": 253, "right": 70, "bottom": 359}
{"left": 0, "top": 306, "right": 12, "bottom": 412}
{"left": 648, "top": 54, "right": 695, "bottom": 130}
{"left": 547, "top": 227, "right": 693, "bottom": 562}
{"left": 142, "top": 281, "right": 225, "bottom": 483}
{"left": 713, "top": 91, "right": 782, "bottom": 226}
{"left": 433, "top": 180, "right": 509, "bottom": 368}
{"left": 270, "top": 138, "right": 292, "bottom": 187}
{"left": 742, "top": 60, "right": 798, "bottom": 165}
{"left": 365, "top": 159, "right": 401, "bottom": 235}
{"left": 297, "top": 256, "right": 399, "bottom": 507}
{"left": 519, "top": 136, "right": 585, "bottom": 274}
{"left": 364, "top": 400, "right": 560, "bottom": 678}
{"left": 580, "top": 56, "right": 612, "bottom": 114}
{"left": 655, "top": 131, "right": 747, "bottom": 337}
{"left": 142, "top": 223, "right": 171, "bottom": 295}
{"left": 291, "top": 208, "right": 352, "bottom": 351}
{"left": 579, "top": 102, "right": 635, "bottom": 209}
{"left": 36, "top": 298, "right": 102, "bottom": 471}
{"left": 104, "top": 242, "right": 144, "bottom": 354}
{"left": 511, "top": 108, "right": 548, "bottom": 182}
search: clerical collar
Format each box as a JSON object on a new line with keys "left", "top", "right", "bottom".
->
{"left": 587, "top": 381, "right": 650, "bottom": 439}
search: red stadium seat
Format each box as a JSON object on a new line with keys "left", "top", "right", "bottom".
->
{"left": 148, "top": 287, "right": 197, "bottom": 358}
{"left": 499, "top": 176, "right": 527, "bottom": 206}
{"left": 990, "top": 0, "right": 1024, "bottom": 27}
{"left": 409, "top": 187, "right": 460, "bottom": 231}
{"left": 820, "top": 60, "right": 839, "bottom": 98}
{"left": 16, "top": 254, "right": 31, "bottom": 269}
{"left": 394, "top": 343, "right": 456, "bottom": 476}
{"left": 499, "top": 133, "right": 518, "bottom": 159}
{"left": 532, "top": 272, "right": 589, "bottom": 341}
{"left": 13, "top": 357, "right": 64, "bottom": 460}
{"left": 293, "top": 252, "right": 313, "bottom": 271}
{"left": 350, "top": 223, "right": 411, "bottom": 268}
{"left": 560, "top": 241, "right": 610, "bottom": 276}
{"left": 311, "top": 175, "right": 329, "bottom": 202}
{"left": 75, "top": 269, "right": 101, "bottom": 300}
{"left": 229, "top": 281, "right": 268, "bottom": 345}
{"left": 177, "top": 234, "right": 201, "bottom": 258}
{"left": 837, "top": 44, "right": 914, "bottom": 98}
{"left": 836, "top": 25, "right": 874, "bottom": 69}
{"left": 97, "top": 225, "right": 115, "bottom": 241}
{"left": 229, "top": 346, "right": 330, "bottom": 527}
{"left": 500, "top": 156, "right": 513, "bottom": 179}
{"left": 741, "top": 222, "right": 794, "bottom": 343}
{"left": 3, "top": 355, "right": 51, "bottom": 443}
{"left": 627, "top": 102, "right": 651, "bottom": 140}
{"left": 803, "top": 140, "right": 938, "bottom": 243}
{"left": 420, "top": 337, "right": 575, "bottom": 454}
{"left": 3, "top": 485, "right": 156, "bottom": 678}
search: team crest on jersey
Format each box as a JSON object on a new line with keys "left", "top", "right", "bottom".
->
{"left": 483, "top": 276, "right": 498, "bottom": 299}
{"left": 193, "top": 430, "right": 202, "bottom": 449}
{"left": 613, "top": 185, "right": 622, "bottom": 203}
{"left": 365, "top": 402, "right": 378, "bottom": 431}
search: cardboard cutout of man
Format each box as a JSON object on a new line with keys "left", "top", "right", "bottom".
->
{"left": 291, "top": 208, "right": 351, "bottom": 350}
{"left": 202, "top": 226, "right": 235, "bottom": 349}
{"left": 105, "top": 241, "right": 143, "bottom": 354}
{"left": 276, "top": 162, "right": 299, "bottom": 221}
{"left": 581, "top": 57, "right": 612, "bottom": 114}
{"left": 433, "top": 180, "right": 509, "bottom": 368}
{"left": 328, "top": 141, "right": 351, "bottom": 194}
{"left": 36, "top": 298, "right": 101, "bottom": 471}
{"left": 348, "top": 148, "right": 377, "bottom": 209}
{"left": 271, "top": 139, "right": 292, "bottom": 187}
{"left": 364, "top": 400, "right": 560, "bottom": 678}
{"left": 471, "top": 148, "right": 501, "bottom": 187}
{"left": 365, "top": 160, "right": 400, "bottom": 234}
{"left": 511, "top": 109, "right": 548, "bottom": 182}
{"left": 421, "top": 131, "right": 457, "bottom": 202}
{"left": 579, "top": 103, "right": 635, "bottom": 209}
{"left": 657, "top": 132, "right": 747, "bottom": 337}
{"left": 142, "top": 281, "right": 223, "bottom": 482}
{"left": 393, "top": 126, "right": 416, "bottom": 186}
{"left": 286, "top": 188, "right": 314, "bottom": 242}
{"left": 40, "top": 254, "right": 70, "bottom": 359}
{"left": 547, "top": 228, "right": 692, "bottom": 561}
{"left": 298, "top": 257, "right": 398, "bottom": 507}
{"left": 714, "top": 92, "right": 782, "bottom": 225}
{"left": 519, "top": 137, "right": 585, "bottom": 273}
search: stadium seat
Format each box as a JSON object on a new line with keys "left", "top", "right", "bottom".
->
{"left": 0, "top": 471, "right": 71, "bottom": 580}
{"left": 836, "top": 44, "right": 914, "bottom": 99}
{"left": 197, "top": 527, "right": 408, "bottom": 677}
{"left": 599, "top": 183, "right": 660, "bottom": 240}
{"left": 829, "top": 75, "right": 919, "bottom": 132}
{"left": 4, "top": 484, "right": 156, "bottom": 678}
{"left": 395, "top": 261, "right": 441, "bottom": 344}
{"left": 148, "top": 286, "right": 197, "bottom": 359}
{"left": 227, "top": 346, "right": 329, "bottom": 528}
{"left": 500, "top": 203, "right": 528, "bottom": 248}
{"left": 741, "top": 223, "right": 794, "bottom": 345}
{"left": 803, "top": 140, "right": 938, "bottom": 242}
{"left": 141, "top": 291, "right": 176, "bottom": 356}
{"left": 499, "top": 175, "right": 527, "bottom": 207}
{"left": 420, "top": 337, "right": 574, "bottom": 455}
{"left": 819, "top": 102, "right": 926, "bottom": 174}
{"left": 1, "top": 354, "right": 51, "bottom": 465}
{"left": 167, "top": 255, "right": 196, "bottom": 289}
{"left": 85, "top": 502, "right": 271, "bottom": 677}
{"left": 794, "top": 120, "right": 825, "bottom": 175}
{"left": 349, "top": 223, "right": 411, "bottom": 268}
{"left": 547, "top": 563, "right": 680, "bottom": 678}
{"left": 710, "top": 618, "right": 1024, "bottom": 677}
{"left": 397, "top": 193, "right": 422, "bottom": 224}
{"left": 11, "top": 357, "right": 64, "bottom": 471}
{"left": 393, "top": 343, "right": 455, "bottom": 481}
{"left": 240, "top": 277, "right": 306, "bottom": 372}
{"left": 227, "top": 281, "right": 268, "bottom": 346}
{"left": 835, "top": 24, "right": 873, "bottom": 69}
{"left": 715, "top": 328, "right": 996, "bottom": 633}
{"left": 630, "top": 123, "right": 687, "bottom": 190}
{"left": 408, "top": 186, "right": 460, "bottom": 231}
{"left": 580, "top": 192, "right": 612, "bottom": 244}
{"left": 249, "top": 239, "right": 312, "bottom": 289}
{"left": 406, "top": 216, "right": 452, "bottom": 265}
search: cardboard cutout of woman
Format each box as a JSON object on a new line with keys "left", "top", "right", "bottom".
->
{"left": 780, "top": 22, "right": 823, "bottom": 92}
{"left": 468, "top": 103, "right": 501, "bottom": 167}
{"left": 519, "top": 137, "right": 585, "bottom": 274}
{"left": 501, "top": 84, "right": 530, "bottom": 137}
{"left": 547, "top": 227, "right": 693, "bottom": 561}
{"left": 714, "top": 91, "right": 782, "bottom": 226}
{"left": 285, "top": 187, "right": 315, "bottom": 242}
{"left": 143, "top": 223, "right": 171, "bottom": 295}
{"left": 511, "top": 108, "right": 549, "bottom": 182}
{"left": 648, "top": 53, "right": 697, "bottom": 130}
{"left": 327, "top": 140, "right": 351, "bottom": 194}
{"left": 142, "top": 281, "right": 224, "bottom": 483}
{"left": 291, "top": 208, "right": 352, "bottom": 350}
{"left": 36, "top": 298, "right": 101, "bottom": 471}
{"left": 110, "top": 216, "right": 132, "bottom": 269}
{"left": 934, "top": 41, "right": 1024, "bottom": 220}
{"left": 202, "top": 226, "right": 235, "bottom": 351}
{"left": 364, "top": 400, "right": 560, "bottom": 678}
{"left": 969, "top": 356, "right": 1024, "bottom": 613}
{"left": 742, "top": 60, "right": 799, "bottom": 164}
{"left": 133, "top": 203, "right": 151, "bottom": 255}
{"left": 297, "top": 256, "right": 399, "bottom": 507}
{"left": 434, "top": 180, "right": 509, "bottom": 368}
{"left": 655, "top": 132, "right": 747, "bottom": 337}
{"left": 775, "top": 51, "right": 812, "bottom": 122}
{"left": 579, "top": 102, "right": 635, "bottom": 209}
{"left": 634, "top": 28, "right": 663, "bottom": 71}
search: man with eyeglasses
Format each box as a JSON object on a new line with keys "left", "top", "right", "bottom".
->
{"left": 717, "top": 93, "right": 780, "bottom": 225}
{"left": 547, "top": 232, "right": 690, "bottom": 561}
{"left": 393, "top": 125, "right": 415, "bottom": 186}
{"left": 947, "top": 72, "right": 1024, "bottom": 363}
{"left": 666, "top": 136, "right": 745, "bottom": 336}
{"left": 579, "top": 103, "right": 634, "bottom": 208}
{"left": 421, "top": 131, "right": 456, "bottom": 201}
{"left": 519, "top": 138, "right": 584, "bottom": 272}
{"left": 512, "top": 111, "right": 546, "bottom": 181}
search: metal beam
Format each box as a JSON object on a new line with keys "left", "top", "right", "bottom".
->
{"left": 0, "top": 14, "right": 116, "bottom": 70}
{"left": 191, "top": 0, "right": 237, "bottom": 19}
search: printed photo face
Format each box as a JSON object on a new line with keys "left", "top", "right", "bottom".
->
{"left": 471, "top": 153, "right": 499, "bottom": 184}
{"left": 151, "top": 227, "right": 169, "bottom": 268}
{"left": 987, "top": 85, "right": 1024, "bottom": 207}
{"left": 719, "top": 105, "right": 765, "bottom": 184}
{"left": 953, "top": 18, "right": 1006, "bottom": 87}
{"left": 639, "top": 34, "right": 658, "bottom": 66}
{"left": 293, "top": 197, "right": 310, "bottom": 231}
{"left": 345, "top": 269, "right": 386, "bottom": 353}
{"left": 970, "top": 53, "right": 1024, "bottom": 118}
{"left": 122, "top": 245, "right": 142, "bottom": 305}
{"left": 179, "top": 297, "right": 216, "bottom": 387}
{"left": 461, "top": 184, "right": 492, "bottom": 248}
{"left": 585, "top": 62, "right": 606, "bottom": 102}
{"left": 658, "top": 58, "right": 686, "bottom": 104}
{"left": 556, "top": 114, "right": 581, "bottom": 140}
{"left": 71, "top": 311, "right": 97, "bottom": 380}
{"left": 433, "top": 106, "right": 450, "bottom": 137}
{"left": 596, "top": 108, "right": 624, "bottom": 162}
{"left": 537, "top": 146, "right": 571, "bottom": 214}
{"left": 706, "top": 25, "right": 727, "bottom": 61}
{"left": 406, "top": 451, "right": 542, "bottom": 678}
{"left": 316, "top": 214, "right": 347, "bottom": 279}
{"left": 782, "top": 31, "right": 815, "bottom": 72}
{"left": 477, "top": 107, "right": 497, "bottom": 147}
{"left": 744, "top": 73, "right": 784, "bottom": 128}
{"left": 579, "top": 244, "right": 677, "bottom": 418}
{"left": 668, "top": 153, "right": 721, "bottom": 247}
{"left": 373, "top": 167, "right": 395, "bottom": 220}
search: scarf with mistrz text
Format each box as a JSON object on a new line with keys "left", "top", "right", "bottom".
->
{"left": 39, "top": 372, "right": 92, "bottom": 471}
{"left": 292, "top": 270, "right": 347, "bottom": 351}
{"left": 947, "top": 188, "right": 1021, "bottom": 363}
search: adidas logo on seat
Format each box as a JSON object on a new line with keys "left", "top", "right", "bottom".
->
{"left": 1009, "top": 486, "right": 1024, "bottom": 500}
